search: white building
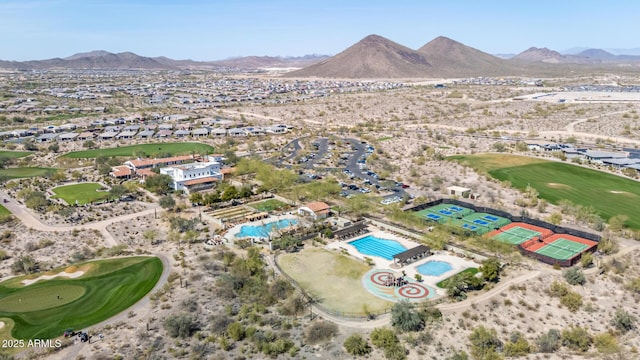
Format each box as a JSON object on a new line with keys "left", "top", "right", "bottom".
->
{"left": 160, "top": 160, "right": 223, "bottom": 194}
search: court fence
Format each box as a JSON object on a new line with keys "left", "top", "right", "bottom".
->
{"left": 406, "top": 199, "right": 601, "bottom": 242}
{"left": 518, "top": 238, "right": 597, "bottom": 267}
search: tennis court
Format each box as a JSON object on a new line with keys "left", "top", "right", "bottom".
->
{"left": 535, "top": 238, "right": 588, "bottom": 260}
{"left": 493, "top": 226, "right": 541, "bottom": 245}
{"left": 461, "top": 212, "right": 511, "bottom": 228}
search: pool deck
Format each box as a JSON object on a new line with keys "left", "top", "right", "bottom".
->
{"left": 223, "top": 213, "right": 300, "bottom": 243}
{"left": 327, "top": 230, "right": 479, "bottom": 297}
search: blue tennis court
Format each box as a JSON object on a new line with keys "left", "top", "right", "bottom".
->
{"left": 439, "top": 210, "right": 453, "bottom": 215}
{"left": 484, "top": 215, "right": 499, "bottom": 222}
{"left": 462, "top": 224, "right": 478, "bottom": 231}
{"left": 473, "top": 219, "right": 489, "bottom": 226}
{"left": 426, "top": 213, "right": 441, "bottom": 220}
{"left": 450, "top": 206, "right": 463, "bottom": 212}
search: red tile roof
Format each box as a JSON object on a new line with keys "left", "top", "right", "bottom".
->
{"left": 184, "top": 176, "right": 220, "bottom": 186}
{"left": 136, "top": 168, "right": 157, "bottom": 177}
{"left": 305, "top": 201, "right": 330, "bottom": 213}
{"left": 110, "top": 166, "right": 132, "bottom": 178}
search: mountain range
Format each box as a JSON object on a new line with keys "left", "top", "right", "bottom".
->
{"left": 2, "top": 35, "right": 640, "bottom": 78}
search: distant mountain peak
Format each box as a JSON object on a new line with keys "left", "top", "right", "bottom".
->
{"left": 65, "top": 50, "right": 114, "bottom": 60}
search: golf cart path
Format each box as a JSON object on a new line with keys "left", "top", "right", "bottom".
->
{"left": 0, "top": 189, "right": 161, "bottom": 246}
{"left": 46, "top": 253, "right": 173, "bottom": 360}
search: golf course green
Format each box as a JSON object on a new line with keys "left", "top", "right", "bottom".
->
{"left": 0, "top": 167, "right": 57, "bottom": 179}
{"left": 52, "top": 183, "right": 110, "bottom": 205}
{"left": 0, "top": 256, "right": 162, "bottom": 340}
{"left": 449, "top": 153, "right": 640, "bottom": 229}
{"left": 60, "top": 142, "right": 215, "bottom": 159}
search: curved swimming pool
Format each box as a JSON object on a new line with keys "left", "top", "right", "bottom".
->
{"left": 235, "top": 219, "right": 298, "bottom": 238}
{"left": 416, "top": 260, "right": 453, "bottom": 276}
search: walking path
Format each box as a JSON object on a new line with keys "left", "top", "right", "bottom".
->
{"left": 0, "top": 189, "right": 161, "bottom": 246}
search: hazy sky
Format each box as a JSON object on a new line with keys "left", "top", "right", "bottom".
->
{"left": 2, "top": 0, "right": 638, "bottom": 61}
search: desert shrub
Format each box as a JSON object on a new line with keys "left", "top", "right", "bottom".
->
{"left": 536, "top": 329, "right": 561, "bottom": 353}
{"left": 580, "top": 252, "right": 594, "bottom": 268}
{"left": 343, "top": 333, "right": 372, "bottom": 356}
{"left": 181, "top": 298, "right": 199, "bottom": 313}
{"left": 0, "top": 250, "right": 8, "bottom": 261}
{"left": 560, "top": 291, "right": 583, "bottom": 312}
{"left": 371, "top": 327, "right": 399, "bottom": 349}
{"left": 278, "top": 295, "right": 306, "bottom": 316}
{"left": 163, "top": 313, "right": 198, "bottom": 338}
{"left": 548, "top": 281, "right": 569, "bottom": 297}
{"left": 304, "top": 321, "right": 338, "bottom": 345}
{"left": 11, "top": 255, "right": 37, "bottom": 274}
{"left": 611, "top": 309, "right": 636, "bottom": 334}
{"left": 469, "top": 326, "right": 502, "bottom": 360}
{"left": 593, "top": 332, "right": 620, "bottom": 354}
{"left": 479, "top": 258, "right": 502, "bottom": 282}
{"left": 503, "top": 332, "right": 531, "bottom": 357}
{"left": 563, "top": 267, "right": 585, "bottom": 285}
{"left": 561, "top": 325, "right": 592, "bottom": 352}
{"left": 391, "top": 300, "right": 424, "bottom": 332}
{"left": 448, "top": 350, "right": 469, "bottom": 360}
{"left": 626, "top": 277, "right": 640, "bottom": 294}
{"left": 227, "top": 322, "right": 245, "bottom": 341}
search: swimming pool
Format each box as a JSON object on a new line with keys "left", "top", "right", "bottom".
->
{"left": 348, "top": 235, "right": 406, "bottom": 261}
{"left": 235, "top": 219, "right": 298, "bottom": 238}
{"left": 416, "top": 260, "right": 453, "bottom": 276}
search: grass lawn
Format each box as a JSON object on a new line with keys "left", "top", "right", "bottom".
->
{"left": 278, "top": 248, "right": 391, "bottom": 314}
{"left": 436, "top": 268, "right": 478, "bottom": 288}
{"left": 0, "top": 205, "right": 9, "bottom": 216}
{"left": 0, "top": 167, "right": 57, "bottom": 179}
{"left": 250, "top": 199, "right": 288, "bottom": 212}
{"left": 61, "top": 142, "right": 215, "bottom": 159}
{"left": 52, "top": 183, "right": 109, "bottom": 205}
{"left": 449, "top": 153, "right": 640, "bottom": 229}
{"left": 0, "top": 256, "right": 162, "bottom": 340}
{"left": 0, "top": 151, "right": 32, "bottom": 159}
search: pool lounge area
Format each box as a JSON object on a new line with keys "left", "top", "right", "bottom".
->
{"left": 224, "top": 214, "right": 300, "bottom": 242}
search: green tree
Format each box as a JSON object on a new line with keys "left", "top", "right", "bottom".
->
{"left": 163, "top": 313, "right": 198, "bottom": 338}
{"left": 143, "top": 229, "right": 159, "bottom": 245}
{"left": 221, "top": 186, "right": 238, "bottom": 201}
{"left": 144, "top": 174, "right": 173, "bottom": 195}
{"left": 593, "top": 332, "right": 620, "bottom": 354}
{"left": 468, "top": 326, "right": 502, "bottom": 360}
{"left": 159, "top": 194, "right": 176, "bottom": 210}
{"left": 47, "top": 143, "right": 60, "bottom": 153}
{"left": 370, "top": 327, "right": 398, "bottom": 349}
{"left": 563, "top": 267, "right": 585, "bottom": 285}
{"left": 343, "top": 334, "right": 371, "bottom": 356}
{"left": 479, "top": 258, "right": 501, "bottom": 282}
{"left": 580, "top": 252, "right": 594, "bottom": 268}
{"left": 108, "top": 184, "right": 128, "bottom": 199}
{"left": 391, "top": 300, "right": 424, "bottom": 332}
{"left": 83, "top": 140, "right": 97, "bottom": 149}
{"left": 189, "top": 192, "right": 204, "bottom": 205}
{"left": 608, "top": 214, "right": 628, "bottom": 233}
{"left": 560, "top": 291, "right": 583, "bottom": 312}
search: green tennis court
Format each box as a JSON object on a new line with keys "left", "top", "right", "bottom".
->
{"left": 535, "top": 238, "right": 588, "bottom": 260}
{"left": 493, "top": 226, "right": 541, "bottom": 245}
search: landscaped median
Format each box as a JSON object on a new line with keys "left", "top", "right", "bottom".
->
{"left": 0, "top": 256, "right": 162, "bottom": 343}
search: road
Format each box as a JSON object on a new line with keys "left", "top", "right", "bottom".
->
{"left": 0, "top": 190, "right": 161, "bottom": 247}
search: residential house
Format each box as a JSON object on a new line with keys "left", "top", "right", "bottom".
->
{"left": 58, "top": 132, "right": 79, "bottom": 142}
{"left": 191, "top": 128, "right": 210, "bottom": 137}
{"left": 137, "top": 130, "right": 155, "bottom": 139}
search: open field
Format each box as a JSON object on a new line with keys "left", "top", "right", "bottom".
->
{"left": 277, "top": 248, "right": 391, "bottom": 314}
{"left": 52, "top": 183, "right": 110, "bottom": 205}
{"left": 0, "top": 151, "right": 32, "bottom": 159}
{"left": 0, "top": 256, "right": 162, "bottom": 340}
{"left": 0, "top": 167, "right": 57, "bottom": 179}
{"left": 449, "top": 153, "right": 640, "bottom": 229}
{"left": 60, "top": 142, "right": 215, "bottom": 159}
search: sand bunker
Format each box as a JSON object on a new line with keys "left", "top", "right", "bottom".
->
{"left": 610, "top": 190, "right": 627, "bottom": 194}
{"left": 0, "top": 321, "right": 4, "bottom": 330}
{"left": 21, "top": 270, "right": 85, "bottom": 286}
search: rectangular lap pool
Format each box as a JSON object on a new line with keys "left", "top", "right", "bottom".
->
{"left": 348, "top": 235, "right": 407, "bottom": 261}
